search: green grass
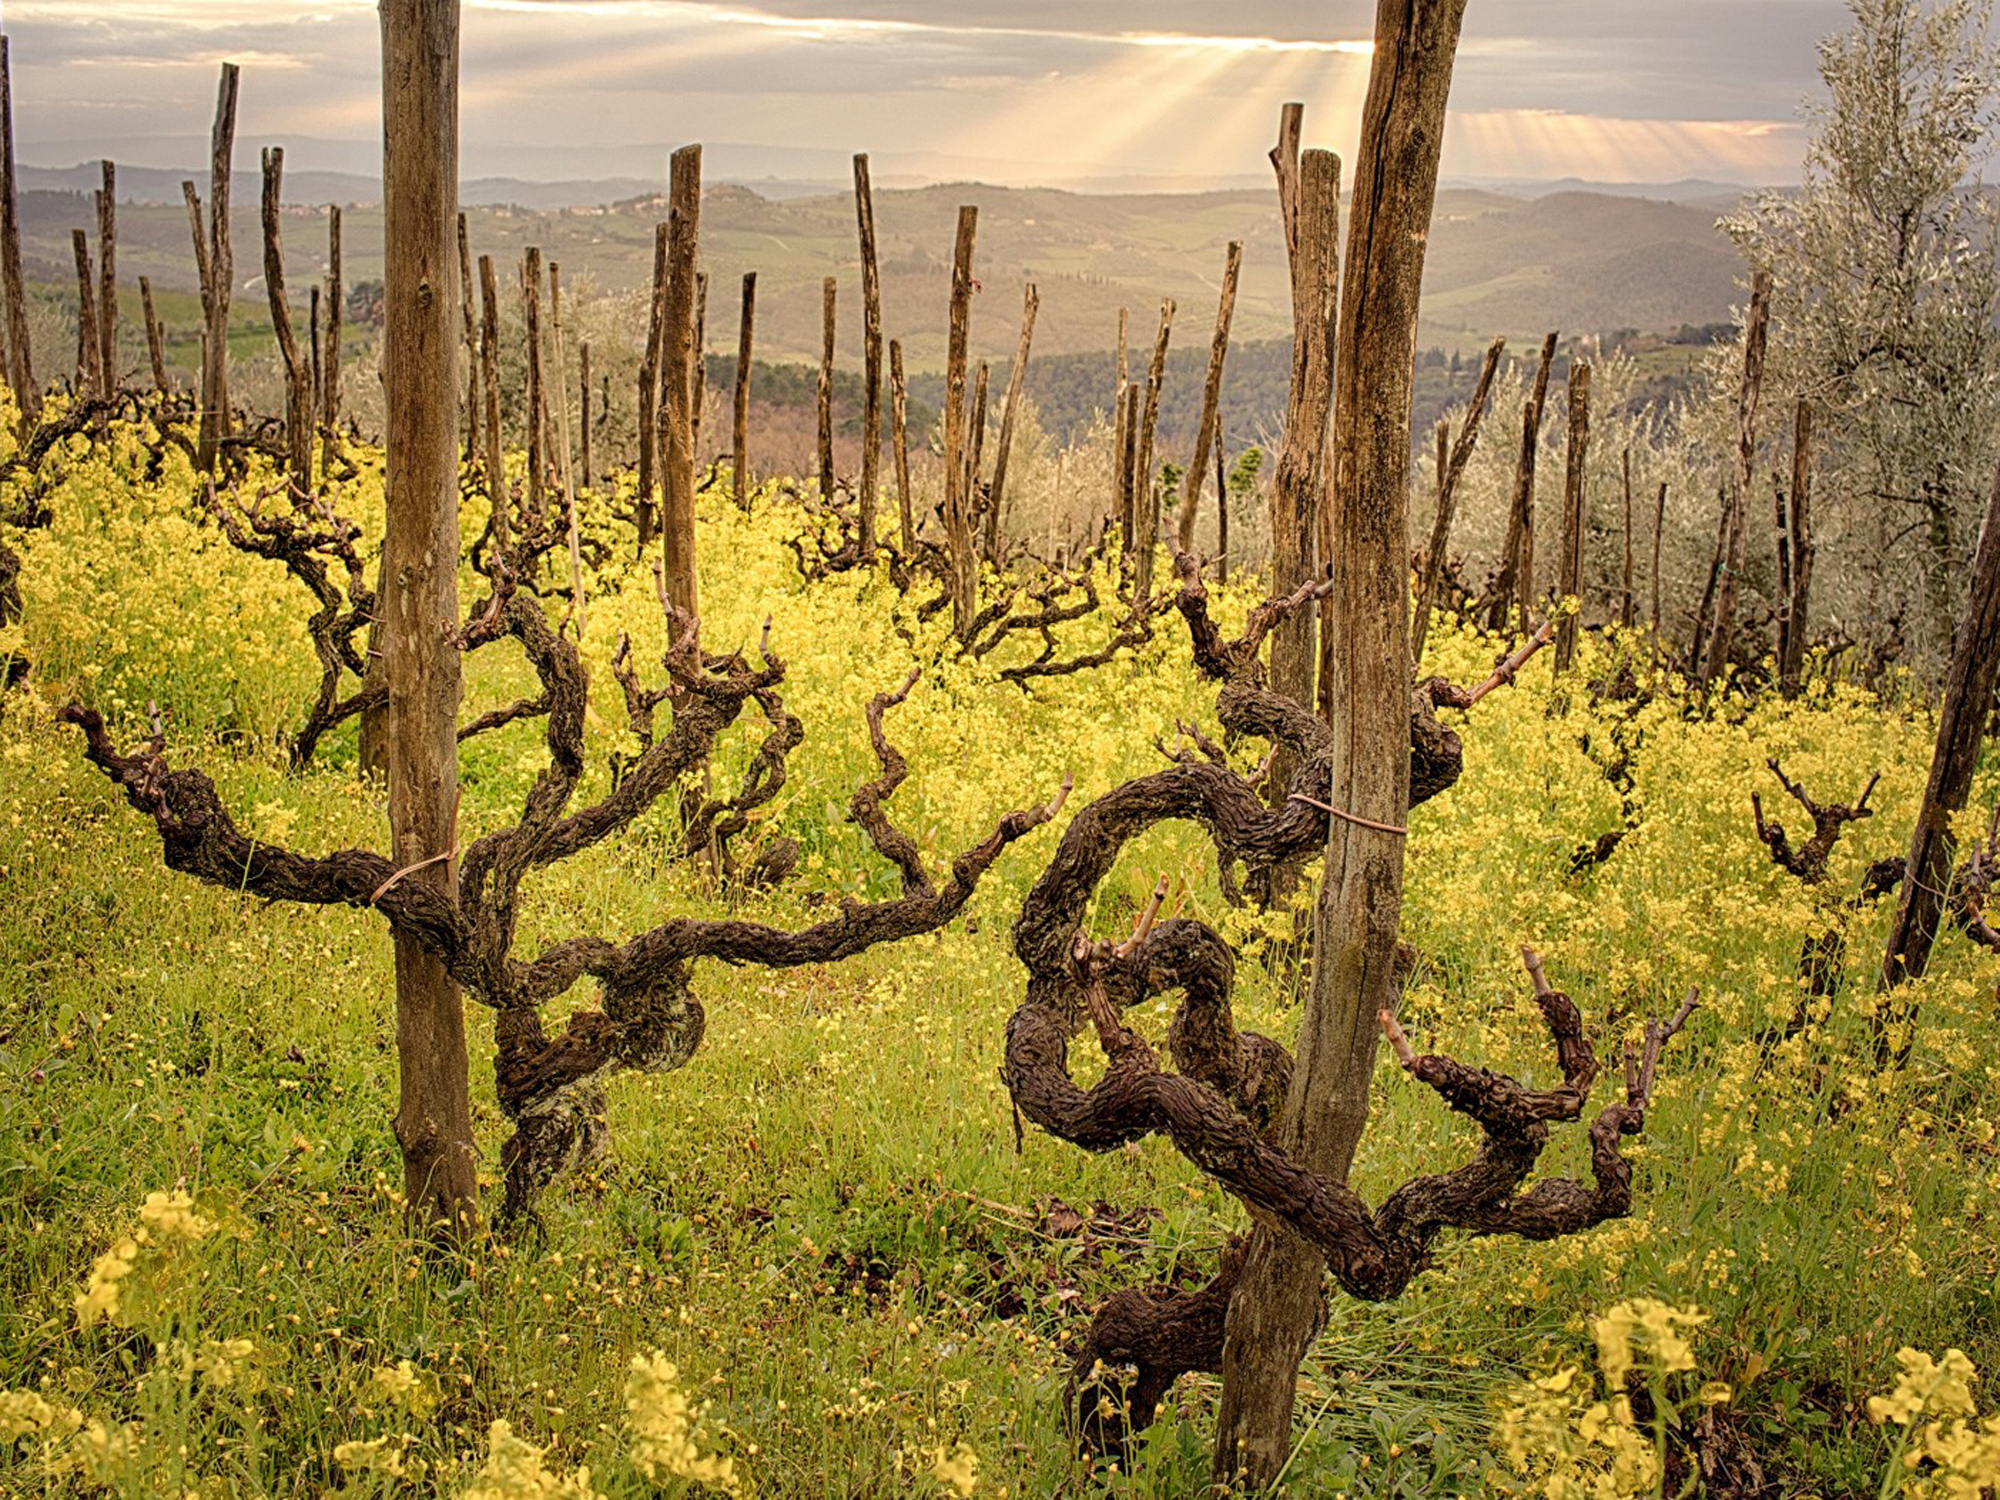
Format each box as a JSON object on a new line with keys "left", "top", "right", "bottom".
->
{"left": 1, "top": 418, "right": 1997, "bottom": 1495}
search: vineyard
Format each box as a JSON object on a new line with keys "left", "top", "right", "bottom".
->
{"left": 4, "top": 1, "right": 2000, "bottom": 1498}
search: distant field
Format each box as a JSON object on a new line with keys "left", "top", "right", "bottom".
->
{"left": 15, "top": 179, "right": 1749, "bottom": 381}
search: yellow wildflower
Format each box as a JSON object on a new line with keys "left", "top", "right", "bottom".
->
{"left": 625, "top": 1352, "right": 739, "bottom": 1494}
{"left": 0, "top": 1388, "right": 84, "bottom": 1444}
{"left": 930, "top": 1440, "right": 979, "bottom": 1496}
{"left": 457, "top": 1420, "right": 601, "bottom": 1500}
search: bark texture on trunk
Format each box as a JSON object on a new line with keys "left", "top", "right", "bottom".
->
{"left": 942, "top": 206, "right": 979, "bottom": 642}
{"left": 379, "top": 0, "right": 478, "bottom": 1241}
{"left": 1214, "top": 5, "right": 1466, "bottom": 1487}
{"left": 1179, "top": 240, "right": 1243, "bottom": 557}
{"left": 659, "top": 145, "right": 703, "bottom": 622}
{"left": 1554, "top": 360, "right": 1590, "bottom": 672}
{"left": 0, "top": 38, "right": 37, "bottom": 426}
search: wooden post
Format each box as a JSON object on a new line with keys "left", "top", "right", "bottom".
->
{"left": 1877, "top": 458, "right": 2000, "bottom": 1056}
{"left": 942, "top": 205, "right": 979, "bottom": 641}
{"left": 987, "top": 281, "right": 1039, "bottom": 562}
{"left": 1411, "top": 333, "right": 1503, "bottom": 666}
{"left": 890, "top": 336, "right": 912, "bottom": 549}
{"left": 1690, "top": 482, "right": 1727, "bottom": 672}
{"left": 1112, "top": 307, "right": 1130, "bottom": 544}
{"left": 378, "top": 0, "right": 479, "bottom": 1242}
{"left": 1132, "top": 296, "right": 1175, "bottom": 601}
{"left": 196, "top": 63, "right": 238, "bottom": 473}
{"left": 1179, "top": 239, "right": 1242, "bottom": 556}
{"left": 260, "top": 147, "right": 313, "bottom": 494}
{"left": 1620, "top": 446, "right": 1636, "bottom": 628}
{"left": 658, "top": 143, "right": 702, "bottom": 622}
{"left": 1214, "top": 6, "right": 1466, "bottom": 1483}
{"left": 966, "top": 360, "right": 990, "bottom": 530}
{"left": 95, "top": 161, "right": 116, "bottom": 395}
{"left": 1119, "top": 383, "right": 1141, "bottom": 560}
{"left": 1490, "top": 331, "right": 1557, "bottom": 632}
{"left": 733, "top": 271, "right": 755, "bottom": 511}
{"left": 1778, "top": 399, "right": 1814, "bottom": 696}
{"left": 321, "top": 206, "right": 344, "bottom": 470}
{"left": 521, "top": 248, "right": 547, "bottom": 529}
{"left": 550, "top": 261, "right": 585, "bottom": 637}
{"left": 478, "top": 252, "right": 505, "bottom": 557}
{"left": 854, "top": 153, "right": 884, "bottom": 556}
{"left": 456, "top": 212, "right": 476, "bottom": 464}
{"left": 71, "top": 231, "right": 101, "bottom": 396}
{"left": 579, "top": 340, "right": 592, "bottom": 490}
{"left": 636, "top": 222, "right": 668, "bottom": 547}
{"left": 1555, "top": 360, "right": 1590, "bottom": 672}
{"left": 1702, "top": 268, "right": 1771, "bottom": 689}
{"left": 1271, "top": 141, "right": 1339, "bottom": 730}
{"left": 690, "top": 268, "right": 708, "bottom": 459}
{"left": 139, "top": 276, "right": 168, "bottom": 393}
{"left": 817, "top": 274, "right": 837, "bottom": 502}
{"left": 0, "top": 38, "right": 36, "bottom": 426}
{"left": 1650, "top": 480, "right": 1667, "bottom": 639}
{"left": 1214, "top": 408, "right": 1230, "bottom": 584}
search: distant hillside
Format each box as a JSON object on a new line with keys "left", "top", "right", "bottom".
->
{"left": 15, "top": 178, "right": 1753, "bottom": 381}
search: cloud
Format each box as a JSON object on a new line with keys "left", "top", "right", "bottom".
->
{"left": 1, "top": 0, "right": 1853, "bottom": 185}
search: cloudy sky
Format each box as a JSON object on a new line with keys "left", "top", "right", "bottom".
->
{"left": 4, "top": 0, "right": 1850, "bottom": 187}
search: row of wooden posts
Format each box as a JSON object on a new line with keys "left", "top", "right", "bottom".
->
{"left": 0, "top": 37, "right": 1815, "bottom": 686}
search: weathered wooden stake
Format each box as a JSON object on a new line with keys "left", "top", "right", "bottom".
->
{"left": 1179, "top": 239, "right": 1242, "bottom": 556}
{"left": 196, "top": 64, "right": 238, "bottom": 472}
{"left": 321, "top": 206, "right": 345, "bottom": 470}
{"left": 139, "top": 276, "right": 168, "bottom": 393}
{"left": 987, "top": 281, "right": 1039, "bottom": 562}
{"left": 550, "top": 261, "right": 585, "bottom": 637}
{"left": 478, "top": 253, "right": 505, "bottom": 556}
{"left": 1555, "top": 359, "right": 1590, "bottom": 672}
{"left": 457, "top": 212, "right": 477, "bottom": 464}
{"left": 941, "top": 204, "right": 979, "bottom": 641}
{"left": 378, "top": 0, "right": 479, "bottom": 1242}
{"left": 1650, "top": 480, "right": 1667, "bottom": 639}
{"left": 1490, "top": 331, "right": 1557, "bottom": 632}
{"left": 636, "top": 222, "right": 668, "bottom": 547}
{"left": 1216, "top": 6, "right": 1464, "bottom": 1478}
{"left": 521, "top": 248, "right": 547, "bottom": 529}
{"left": 0, "top": 38, "right": 37, "bottom": 426}
{"left": 260, "top": 147, "right": 313, "bottom": 494}
{"left": 70, "top": 231, "right": 100, "bottom": 396}
{"left": 579, "top": 340, "right": 592, "bottom": 490}
{"left": 889, "top": 336, "right": 912, "bottom": 548}
{"left": 1702, "top": 268, "right": 1771, "bottom": 689}
{"left": 733, "top": 272, "right": 755, "bottom": 511}
{"left": 1132, "top": 296, "right": 1175, "bottom": 601}
{"left": 854, "top": 154, "right": 884, "bottom": 556}
{"left": 1620, "top": 446, "right": 1635, "bottom": 628}
{"left": 817, "top": 274, "right": 837, "bottom": 501}
{"left": 95, "top": 161, "right": 116, "bottom": 395}
{"left": 1779, "top": 399, "right": 1814, "bottom": 697}
{"left": 690, "top": 269, "right": 708, "bottom": 459}
{"left": 1112, "top": 307, "right": 1130, "bottom": 542}
{"left": 1411, "top": 333, "right": 1504, "bottom": 665}
{"left": 658, "top": 143, "right": 703, "bottom": 622}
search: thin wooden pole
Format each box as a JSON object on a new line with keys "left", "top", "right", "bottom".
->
{"left": 817, "top": 274, "right": 836, "bottom": 501}
{"left": 658, "top": 143, "right": 703, "bottom": 621}
{"left": 321, "top": 206, "right": 344, "bottom": 470}
{"left": 71, "top": 230, "right": 100, "bottom": 395}
{"left": 1214, "top": 407, "right": 1229, "bottom": 585}
{"left": 1411, "top": 334, "right": 1504, "bottom": 666}
{"left": 1132, "top": 296, "right": 1175, "bottom": 601}
{"left": 378, "top": 0, "right": 478, "bottom": 1242}
{"left": 1179, "top": 239, "right": 1242, "bottom": 555}
{"left": 478, "top": 252, "right": 505, "bottom": 557}
{"left": 1620, "top": 445, "right": 1635, "bottom": 628}
{"left": 0, "top": 38, "right": 37, "bottom": 426}
{"left": 1702, "top": 267, "right": 1771, "bottom": 689}
{"left": 1650, "top": 481, "right": 1666, "bottom": 639}
{"left": 139, "top": 275, "right": 168, "bottom": 393}
{"left": 579, "top": 340, "right": 592, "bottom": 490}
{"left": 942, "top": 204, "right": 979, "bottom": 640}
{"left": 854, "top": 153, "right": 883, "bottom": 556}
{"left": 1554, "top": 359, "right": 1590, "bottom": 672}
{"left": 521, "top": 247, "right": 547, "bottom": 529}
{"left": 550, "top": 261, "right": 585, "bottom": 637}
{"left": 690, "top": 268, "right": 708, "bottom": 459}
{"left": 733, "top": 271, "right": 755, "bottom": 511}
{"left": 890, "top": 336, "right": 912, "bottom": 549}
{"left": 637, "top": 221, "right": 668, "bottom": 548}
{"left": 987, "top": 281, "right": 1038, "bottom": 562}
{"left": 95, "top": 160, "right": 116, "bottom": 395}
{"left": 260, "top": 147, "right": 313, "bottom": 493}
{"left": 457, "top": 211, "right": 477, "bottom": 464}
{"left": 1491, "top": 331, "right": 1556, "bottom": 632}
{"left": 1781, "top": 399, "right": 1814, "bottom": 696}
{"left": 1112, "top": 307, "right": 1130, "bottom": 544}
{"left": 196, "top": 63, "right": 238, "bottom": 472}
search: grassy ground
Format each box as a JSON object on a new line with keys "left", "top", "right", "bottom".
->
{"left": 1, "top": 413, "right": 1998, "bottom": 1496}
